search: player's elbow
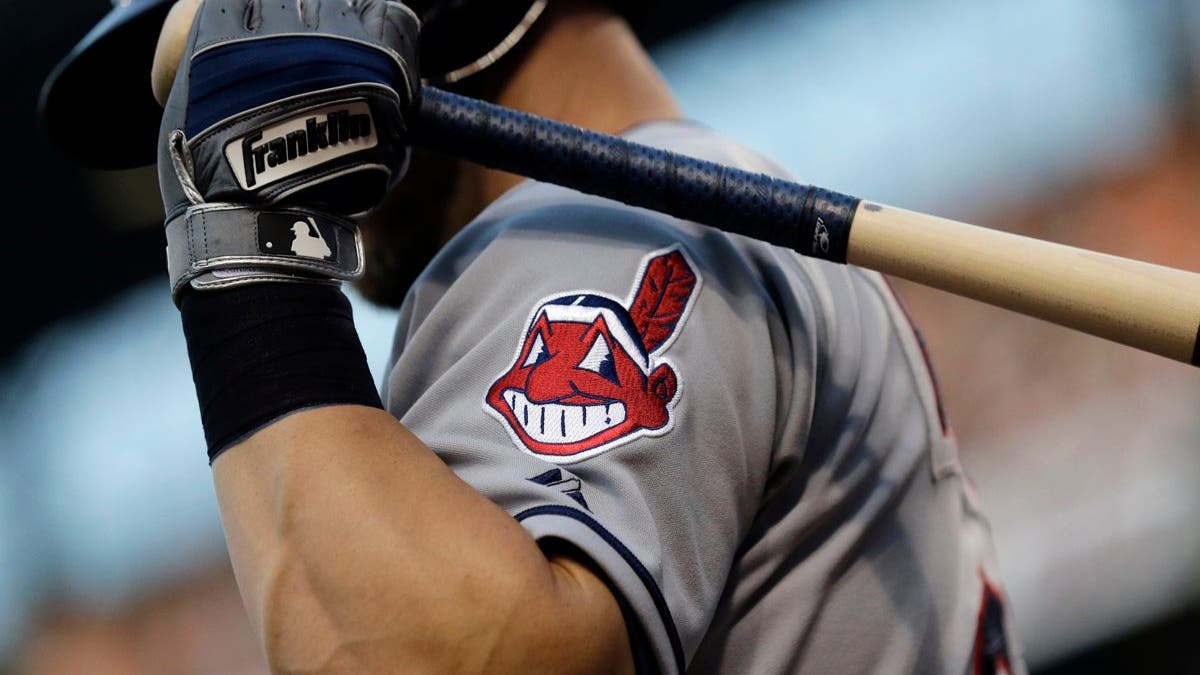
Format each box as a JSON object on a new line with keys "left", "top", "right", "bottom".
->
{"left": 256, "top": 551, "right": 352, "bottom": 674}
{"left": 252, "top": 539, "right": 471, "bottom": 673}
{"left": 250, "top": 541, "right": 633, "bottom": 675}
{"left": 254, "top": 551, "right": 460, "bottom": 674}
{"left": 466, "top": 554, "right": 638, "bottom": 675}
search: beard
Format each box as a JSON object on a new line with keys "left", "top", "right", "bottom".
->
{"left": 354, "top": 42, "right": 527, "bottom": 307}
{"left": 355, "top": 147, "right": 469, "bottom": 307}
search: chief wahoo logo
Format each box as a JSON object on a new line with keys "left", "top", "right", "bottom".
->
{"left": 485, "top": 247, "right": 701, "bottom": 463}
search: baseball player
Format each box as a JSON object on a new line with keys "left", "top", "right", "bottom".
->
{"left": 52, "top": 0, "right": 1024, "bottom": 672}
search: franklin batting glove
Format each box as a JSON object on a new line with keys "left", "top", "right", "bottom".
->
{"left": 158, "top": 0, "right": 420, "bottom": 301}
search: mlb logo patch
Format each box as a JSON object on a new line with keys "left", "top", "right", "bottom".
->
{"left": 257, "top": 213, "right": 336, "bottom": 260}
{"left": 485, "top": 246, "right": 701, "bottom": 463}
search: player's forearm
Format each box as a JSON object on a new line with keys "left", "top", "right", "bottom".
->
{"left": 212, "top": 404, "right": 634, "bottom": 674}
{"left": 173, "top": 273, "right": 633, "bottom": 671}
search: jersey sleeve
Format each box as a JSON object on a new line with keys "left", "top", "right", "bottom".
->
{"left": 382, "top": 195, "right": 806, "bottom": 674}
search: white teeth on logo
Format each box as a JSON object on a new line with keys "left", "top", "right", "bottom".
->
{"left": 503, "top": 389, "right": 626, "bottom": 445}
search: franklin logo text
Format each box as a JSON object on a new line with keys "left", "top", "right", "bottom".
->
{"left": 224, "top": 99, "right": 378, "bottom": 191}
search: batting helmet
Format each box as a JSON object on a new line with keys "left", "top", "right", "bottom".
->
{"left": 40, "top": 0, "right": 741, "bottom": 170}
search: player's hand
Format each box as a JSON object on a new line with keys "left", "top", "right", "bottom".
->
{"left": 155, "top": 0, "right": 420, "bottom": 301}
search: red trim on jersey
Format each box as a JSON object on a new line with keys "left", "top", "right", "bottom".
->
{"left": 972, "top": 571, "right": 1014, "bottom": 675}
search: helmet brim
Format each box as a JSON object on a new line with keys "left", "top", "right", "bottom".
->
{"left": 39, "top": 0, "right": 174, "bottom": 170}
{"left": 40, "top": 0, "right": 747, "bottom": 171}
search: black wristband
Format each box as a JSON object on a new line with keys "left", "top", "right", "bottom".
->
{"left": 179, "top": 283, "right": 384, "bottom": 463}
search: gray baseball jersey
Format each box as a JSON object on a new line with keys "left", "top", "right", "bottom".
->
{"left": 383, "top": 121, "right": 1024, "bottom": 675}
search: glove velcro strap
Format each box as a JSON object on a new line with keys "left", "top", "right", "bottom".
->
{"left": 166, "top": 203, "right": 363, "bottom": 301}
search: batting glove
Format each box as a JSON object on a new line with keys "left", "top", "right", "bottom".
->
{"left": 159, "top": 0, "right": 420, "bottom": 301}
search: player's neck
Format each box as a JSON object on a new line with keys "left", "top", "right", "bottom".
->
{"left": 461, "top": 1, "right": 683, "bottom": 209}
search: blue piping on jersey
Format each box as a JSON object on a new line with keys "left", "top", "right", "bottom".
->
{"left": 516, "top": 504, "right": 685, "bottom": 673}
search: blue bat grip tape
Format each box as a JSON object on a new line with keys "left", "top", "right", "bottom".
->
{"left": 412, "top": 87, "right": 860, "bottom": 264}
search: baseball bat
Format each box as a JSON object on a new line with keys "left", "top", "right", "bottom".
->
{"left": 412, "top": 87, "right": 1200, "bottom": 368}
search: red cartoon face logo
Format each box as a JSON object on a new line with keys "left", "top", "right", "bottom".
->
{"left": 485, "top": 248, "right": 701, "bottom": 463}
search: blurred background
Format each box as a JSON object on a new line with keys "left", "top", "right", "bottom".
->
{"left": 2, "top": 0, "right": 1199, "bottom": 672}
